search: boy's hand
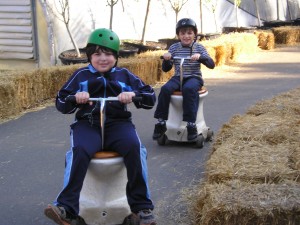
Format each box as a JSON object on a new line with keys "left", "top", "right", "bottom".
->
{"left": 163, "top": 52, "right": 172, "bottom": 60}
{"left": 191, "top": 53, "right": 200, "bottom": 61}
{"left": 75, "top": 91, "right": 92, "bottom": 105}
{"left": 118, "top": 92, "right": 136, "bottom": 104}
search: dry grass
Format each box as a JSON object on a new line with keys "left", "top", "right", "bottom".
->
{"left": 188, "top": 87, "right": 300, "bottom": 224}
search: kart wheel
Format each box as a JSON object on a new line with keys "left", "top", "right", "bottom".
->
{"left": 196, "top": 134, "right": 205, "bottom": 148}
{"left": 157, "top": 134, "right": 167, "bottom": 146}
{"left": 206, "top": 129, "right": 214, "bottom": 142}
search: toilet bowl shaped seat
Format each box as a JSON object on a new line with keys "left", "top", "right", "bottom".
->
{"left": 165, "top": 88, "right": 209, "bottom": 142}
{"left": 79, "top": 151, "right": 130, "bottom": 225}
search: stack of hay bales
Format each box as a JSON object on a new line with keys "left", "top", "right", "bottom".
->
{"left": 201, "top": 33, "right": 259, "bottom": 66}
{"left": 191, "top": 88, "right": 300, "bottom": 225}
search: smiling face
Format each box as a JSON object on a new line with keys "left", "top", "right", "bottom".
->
{"left": 178, "top": 27, "right": 196, "bottom": 46}
{"left": 90, "top": 47, "right": 117, "bottom": 73}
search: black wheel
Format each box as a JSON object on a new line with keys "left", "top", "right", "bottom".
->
{"left": 157, "top": 134, "right": 167, "bottom": 146}
{"left": 196, "top": 134, "right": 205, "bottom": 148}
{"left": 206, "top": 129, "right": 214, "bottom": 142}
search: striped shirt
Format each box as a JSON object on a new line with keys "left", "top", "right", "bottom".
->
{"left": 164, "top": 41, "right": 215, "bottom": 77}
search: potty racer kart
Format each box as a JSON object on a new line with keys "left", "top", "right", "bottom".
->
{"left": 156, "top": 56, "right": 213, "bottom": 148}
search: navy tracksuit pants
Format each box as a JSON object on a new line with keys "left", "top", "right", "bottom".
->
{"left": 54, "top": 119, "right": 154, "bottom": 215}
{"left": 154, "top": 76, "right": 203, "bottom": 123}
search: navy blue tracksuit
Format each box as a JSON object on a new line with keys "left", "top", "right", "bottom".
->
{"left": 54, "top": 64, "right": 156, "bottom": 215}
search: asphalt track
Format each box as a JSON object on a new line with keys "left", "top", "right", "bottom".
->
{"left": 0, "top": 46, "right": 300, "bottom": 225}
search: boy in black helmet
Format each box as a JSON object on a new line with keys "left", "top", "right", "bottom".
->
{"left": 153, "top": 18, "right": 215, "bottom": 141}
{"left": 44, "top": 28, "right": 157, "bottom": 225}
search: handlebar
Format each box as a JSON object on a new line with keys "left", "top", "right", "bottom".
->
{"left": 160, "top": 56, "right": 192, "bottom": 92}
{"left": 160, "top": 56, "right": 191, "bottom": 60}
{"left": 65, "top": 95, "right": 142, "bottom": 103}
{"left": 65, "top": 95, "right": 142, "bottom": 148}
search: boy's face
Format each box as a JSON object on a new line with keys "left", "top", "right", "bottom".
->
{"left": 178, "top": 27, "right": 195, "bottom": 46}
{"left": 91, "top": 48, "right": 117, "bottom": 73}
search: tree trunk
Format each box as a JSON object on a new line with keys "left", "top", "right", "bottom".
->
{"left": 65, "top": 23, "right": 81, "bottom": 57}
{"left": 109, "top": 0, "right": 114, "bottom": 29}
{"left": 200, "top": 0, "right": 203, "bottom": 33}
{"left": 141, "top": 0, "right": 151, "bottom": 45}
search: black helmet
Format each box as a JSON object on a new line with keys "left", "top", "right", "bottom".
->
{"left": 176, "top": 18, "right": 198, "bottom": 35}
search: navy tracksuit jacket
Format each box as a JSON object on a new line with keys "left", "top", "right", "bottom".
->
{"left": 54, "top": 64, "right": 156, "bottom": 215}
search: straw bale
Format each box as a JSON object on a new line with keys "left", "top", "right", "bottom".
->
{"left": 0, "top": 79, "right": 17, "bottom": 120}
{"left": 135, "top": 50, "right": 173, "bottom": 83}
{"left": 255, "top": 31, "right": 275, "bottom": 50}
{"left": 214, "top": 45, "right": 227, "bottom": 66}
{"left": 192, "top": 180, "right": 300, "bottom": 225}
{"left": 247, "top": 89, "right": 300, "bottom": 116}
{"left": 206, "top": 139, "right": 299, "bottom": 183}
{"left": 119, "top": 57, "right": 159, "bottom": 85}
{"left": 188, "top": 76, "right": 299, "bottom": 225}
{"left": 272, "top": 26, "right": 300, "bottom": 45}
{"left": 213, "top": 113, "right": 300, "bottom": 146}
{"left": 202, "top": 33, "right": 259, "bottom": 65}
{"left": 0, "top": 65, "right": 83, "bottom": 121}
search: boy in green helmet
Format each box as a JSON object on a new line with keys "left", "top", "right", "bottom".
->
{"left": 44, "top": 28, "right": 157, "bottom": 225}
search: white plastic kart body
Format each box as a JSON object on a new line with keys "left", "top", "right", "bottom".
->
{"left": 165, "top": 90, "right": 209, "bottom": 142}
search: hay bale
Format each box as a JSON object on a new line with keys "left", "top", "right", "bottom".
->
{"left": 0, "top": 78, "right": 18, "bottom": 121}
{"left": 214, "top": 45, "right": 227, "bottom": 66}
{"left": 272, "top": 26, "right": 300, "bottom": 45}
{"left": 207, "top": 88, "right": 300, "bottom": 183}
{"left": 189, "top": 87, "right": 300, "bottom": 224}
{"left": 192, "top": 180, "right": 300, "bottom": 225}
{"left": 255, "top": 31, "right": 275, "bottom": 50}
{"left": 206, "top": 139, "right": 299, "bottom": 183}
{"left": 119, "top": 57, "right": 159, "bottom": 85}
{"left": 202, "top": 33, "right": 259, "bottom": 65}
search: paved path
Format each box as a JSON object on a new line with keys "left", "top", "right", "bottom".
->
{"left": 0, "top": 46, "right": 300, "bottom": 225}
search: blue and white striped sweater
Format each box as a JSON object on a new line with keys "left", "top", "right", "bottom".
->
{"left": 164, "top": 42, "right": 215, "bottom": 77}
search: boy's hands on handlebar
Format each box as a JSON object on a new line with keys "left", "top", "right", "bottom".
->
{"left": 75, "top": 91, "right": 93, "bottom": 105}
{"left": 191, "top": 53, "right": 201, "bottom": 61}
{"left": 163, "top": 52, "right": 172, "bottom": 60}
{"left": 118, "top": 92, "right": 136, "bottom": 104}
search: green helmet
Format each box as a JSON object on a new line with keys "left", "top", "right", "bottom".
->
{"left": 87, "top": 28, "right": 120, "bottom": 53}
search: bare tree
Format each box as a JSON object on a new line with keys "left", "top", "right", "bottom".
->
{"left": 45, "top": 0, "right": 81, "bottom": 57}
{"left": 141, "top": 0, "right": 151, "bottom": 45}
{"left": 168, "top": 0, "right": 189, "bottom": 24}
{"left": 107, "top": 0, "right": 124, "bottom": 29}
